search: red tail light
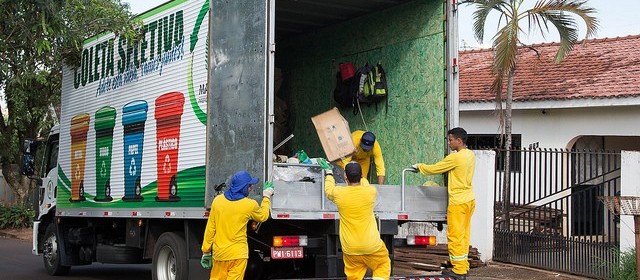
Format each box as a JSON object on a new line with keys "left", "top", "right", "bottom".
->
{"left": 273, "top": 235, "right": 308, "bottom": 247}
{"left": 407, "top": 235, "right": 437, "bottom": 246}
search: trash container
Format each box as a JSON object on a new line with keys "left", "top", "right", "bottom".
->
{"left": 122, "top": 100, "right": 148, "bottom": 202}
{"left": 70, "top": 113, "right": 90, "bottom": 202}
{"left": 94, "top": 106, "right": 116, "bottom": 202}
{"left": 154, "top": 92, "right": 185, "bottom": 202}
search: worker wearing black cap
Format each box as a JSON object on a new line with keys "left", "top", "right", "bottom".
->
{"left": 319, "top": 159, "right": 391, "bottom": 280}
{"left": 337, "top": 130, "right": 386, "bottom": 184}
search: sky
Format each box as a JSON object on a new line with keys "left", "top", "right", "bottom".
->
{"left": 126, "top": 0, "right": 640, "bottom": 50}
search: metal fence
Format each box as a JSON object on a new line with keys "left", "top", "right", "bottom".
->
{"left": 0, "top": 172, "right": 17, "bottom": 204}
{"left": 492, "top": 148, "right": 620, "bottom": 279}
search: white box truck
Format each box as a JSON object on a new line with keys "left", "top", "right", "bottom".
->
{"left": 23, "top": 0, "right": 460, "bottom": 279}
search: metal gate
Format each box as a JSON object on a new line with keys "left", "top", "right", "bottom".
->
{"left": 492, "top": 148, "right": 620, "bottom": 279}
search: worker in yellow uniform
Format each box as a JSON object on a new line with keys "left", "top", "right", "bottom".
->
{"left": 412, "top": 127, "right": 475, "bottom": 280}
{"left": 200, "top": 170, "right": 274, "bottom": 280}
{"left": 337, "top": 130, "right": 385, "bottom": 184}
{"left": 319, "top": 159, "right": 390, "bottom": 280}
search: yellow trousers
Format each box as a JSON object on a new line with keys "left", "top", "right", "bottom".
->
{"left": 447, "top": 200, "right": 475, "bottom": 275}
{"left": 343, "top": 245, "right": 391, "bottom": 280}
{"left": 209, "top": 258, "right": 247, "bottom": 280}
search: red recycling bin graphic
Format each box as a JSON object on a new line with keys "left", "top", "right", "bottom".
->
{"left": 155, "top": 92, "right": 185, "bottom": 202}
{"left": 70, "top": 113, "right": 90, "bottom": 202}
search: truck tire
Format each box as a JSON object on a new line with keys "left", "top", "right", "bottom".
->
{"left": 152, "top": 232, "right": 188, "bottom": 280}
{"left": 43, "top": 223, "right": 71, "bottom": 276}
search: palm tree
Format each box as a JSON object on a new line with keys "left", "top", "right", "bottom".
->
{"left": 465, "top": 0, "right": 598, "bottom": 226}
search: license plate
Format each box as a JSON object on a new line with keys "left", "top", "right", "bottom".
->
{"left": 271, "top": 246, "right": 304, "bottom": 259}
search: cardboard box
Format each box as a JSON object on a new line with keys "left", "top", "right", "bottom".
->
{"left": 311, "top": 107, "right": 356, "bottom": 161}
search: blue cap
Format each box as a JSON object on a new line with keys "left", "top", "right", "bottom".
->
{"left": 231, "top": 171, "right": 259, "bottom": 188}
{"left": 360, "top": 131, "right": 376, "bottom": 151}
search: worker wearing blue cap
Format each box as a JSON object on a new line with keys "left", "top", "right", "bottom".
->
{"left": 337, "top": 130, "right": 386, "bottom": 184}
{"left": 200, "top": 171, "right": 274, "bottom": 279}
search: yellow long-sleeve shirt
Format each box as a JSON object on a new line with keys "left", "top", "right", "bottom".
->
{"left": 416, "top": 148, "right": 476, "bottom": 205}
{"left": 201, "top": 195, "right": 271, "bottom": 260}
{"left": 337, "top": 130, "right": 385, "bottom": 178}
{"left": 324, "top": 175, "right": 386, "bottom": 255}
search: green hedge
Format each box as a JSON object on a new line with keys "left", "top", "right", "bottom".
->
{"left": 0, "top": 204, "right": 35, "bottom": 229}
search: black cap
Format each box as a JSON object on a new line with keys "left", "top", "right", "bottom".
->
{"left": 345, "top": 162, "right": 362, "bottom": 183}
{"left": 360, "top": 131, "right": 376, "bottom": 151}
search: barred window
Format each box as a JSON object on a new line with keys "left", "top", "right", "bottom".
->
{"left": 467, "top": 134, "right": 521, "bottom": 172}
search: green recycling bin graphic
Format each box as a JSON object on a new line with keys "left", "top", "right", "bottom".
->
{"left": 94, "top": 106, "right": 116, "bottom": 202}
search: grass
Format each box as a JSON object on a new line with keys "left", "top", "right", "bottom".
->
{"left": 609, "top": 248, "right": 637, "bottom": 280}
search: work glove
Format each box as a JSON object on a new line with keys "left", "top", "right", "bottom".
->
{"left": 317, "top": 158, "right": 333, "bottom": 175}
{"left": 263, "top": 181, "right": 274, "bottom": 197}
{"left": 411, "top": 164, "right": 420, "bottom": 172}
{"left": 200, "top": 253, "right": 212, "bottom": 269}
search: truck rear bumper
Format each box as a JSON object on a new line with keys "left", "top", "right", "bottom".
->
{"left": 32, "top": 220, "right": 40, "bottom": 256}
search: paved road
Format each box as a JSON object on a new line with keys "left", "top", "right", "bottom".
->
{"left": 0, "top": 237, "right": 152, "bottom": 280}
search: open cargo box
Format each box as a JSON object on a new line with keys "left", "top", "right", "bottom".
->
{"left": 208, "top": 0, "right": 452, "bottom": 222}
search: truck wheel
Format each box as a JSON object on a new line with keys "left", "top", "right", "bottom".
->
{"left": 43, "top": 223, "right": 70, "bottom": 276}
{"left": 152, "top": 232, "right": 188, "bottom": 280}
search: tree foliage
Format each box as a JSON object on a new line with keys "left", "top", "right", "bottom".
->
{"left": 465, "top": 0, "right": 598, "bottom": 221}
{"left": 0, "top": 0, "right": 142, "bottom": 203}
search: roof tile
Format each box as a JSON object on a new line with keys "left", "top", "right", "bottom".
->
{"left": 460, "top": 35, "right": 640, "bottom": 103}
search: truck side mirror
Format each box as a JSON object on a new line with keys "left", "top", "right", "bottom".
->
{"left": 21, "top": 139, "right": 38, "bottom": 176}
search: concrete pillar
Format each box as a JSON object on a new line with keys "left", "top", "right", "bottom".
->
{"left": 471, "top": 150, "right": 496, "bottom": 262}
{"left": 620, "top": 151, "right": 640, "bottom": 252}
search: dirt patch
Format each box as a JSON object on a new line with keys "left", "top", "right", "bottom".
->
{"left": 0, "top": 228, "right": 32, "bottom": 241}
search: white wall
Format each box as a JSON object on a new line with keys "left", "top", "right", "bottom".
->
{"left": 461, "top": 106, "right": 640, "bottom": 149}
{"left": 620, "top": 151, "right": 640, "bottom": 252}
{"left": 470, "top": 150, "right": 496, "bottom": 262}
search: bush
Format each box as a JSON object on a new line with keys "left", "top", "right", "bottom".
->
{"left": 610, "top": 248, "right": 637, "bottom": 280}
{"left": 0, "top": 204, "right": 35, "bottom": 229}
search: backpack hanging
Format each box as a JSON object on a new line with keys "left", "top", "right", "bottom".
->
{"left": 333, "top": 71, "right": 356, "bottom": 108}
{"left": 355, "top": 63, "right": 389, "bottom": 114}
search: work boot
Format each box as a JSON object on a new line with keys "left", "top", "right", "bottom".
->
{"left": 442, "top": 269, "right": 467, "bottom": 280}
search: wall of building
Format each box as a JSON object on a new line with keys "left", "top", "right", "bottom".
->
{"left": 461, "top": 105, "right": 640, "bottom": 151}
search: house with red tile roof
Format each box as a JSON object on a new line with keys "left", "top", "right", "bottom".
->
{"left": 459, "top": 36, "right": 640, "bottom": 272}
{"left": 459, "top": 35, "right": 640, "bottom": 152}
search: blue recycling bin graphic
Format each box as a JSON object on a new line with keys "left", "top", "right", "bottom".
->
{"left": 122, "top": 100, "right": 148, "bottom": 202}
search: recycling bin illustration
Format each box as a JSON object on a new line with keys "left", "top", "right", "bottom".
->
{"left": 69, "top": 113, "right": 90, "bottom": 202}
{"left": 94, "top": 106, "right": 116, "bottom": 202}
{"left": 122, "top": 100, "right": 148, "bottom": 202}
{"left": 154, "top": 92, "right": 185, "bottom": 202}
